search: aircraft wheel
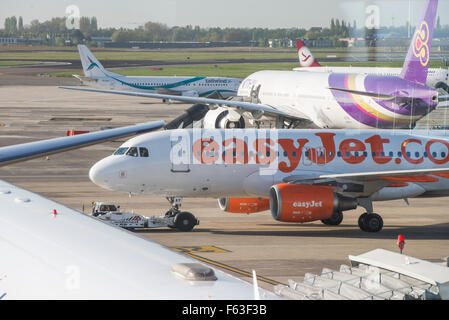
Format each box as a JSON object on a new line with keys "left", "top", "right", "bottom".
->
{"left": 358, "top": 213, "right": 369, "bottom": 231}
{"left": 174, "top": 212, "right": 198, "bottom": 232}
{"left": 364, "top": 213, "right": 383, "bottom": 232}
{"left": 321, "top": 211, "right": 343, "bottom": 226}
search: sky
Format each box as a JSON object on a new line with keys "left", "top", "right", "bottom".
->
{"left": 0, "top": 0, "right": 448, "bottom": 30}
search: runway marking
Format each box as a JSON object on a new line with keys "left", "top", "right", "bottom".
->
{"left": 179, "top": 251, "right": 282, "bottom": 286}
{"left": 171, "top": 245, "right": 230, "bottom": 253}
{"left": 49, "top": 117, "right": 112, "bottom": 121}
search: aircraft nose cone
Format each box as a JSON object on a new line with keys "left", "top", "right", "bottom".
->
{"left": 89, "top": 159, "right": 111, "bottom": 188}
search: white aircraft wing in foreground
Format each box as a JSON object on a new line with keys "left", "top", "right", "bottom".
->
{"left": 0, "top": 120, "right": 278, "bottom": 299}
{"left": 0, "top": 180, "right": 278, "bottom": 299}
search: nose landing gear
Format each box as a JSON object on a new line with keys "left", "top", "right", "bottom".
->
{"left": 165, "top": 197, "right": 199, "bottom": 232}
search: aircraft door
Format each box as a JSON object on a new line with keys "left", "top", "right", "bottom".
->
{"left": 170, "top": 134, "right": 190, "bottom": 173}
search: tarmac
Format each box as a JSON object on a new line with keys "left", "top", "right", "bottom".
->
{"left": 1, "top": 65, "right": 448, "bottom": 293}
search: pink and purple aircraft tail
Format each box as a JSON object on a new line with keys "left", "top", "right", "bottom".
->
{"left": 400, "top": 0, "right": 438, "bottom": 86}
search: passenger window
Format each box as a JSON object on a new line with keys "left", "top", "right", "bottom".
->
{"left": 126, "top": 147, "right": 139, "bottom": 157}
{"left": 139, "top": 147, "right": 149, "bottom": 157}
{"left": 114, "top": 147, "right": 129, "bottom": 155}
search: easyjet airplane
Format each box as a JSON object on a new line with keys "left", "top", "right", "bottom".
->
{"left": 62, "top": 0, "right": 446, "bottom": 130}
{"left": 88, "top": 128, "right": 449, "bottom": 233}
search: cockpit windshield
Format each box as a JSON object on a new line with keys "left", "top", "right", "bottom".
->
{"left": 126, "top": 147, "right": 139, "bottom": 157}
{"left": 139, "top": 147, "right": 149, "bottom": 157}
{"left": 114, "top": 147, "right": 128, "bottom": 155}
{"left": 113, "top": 146, "right": 149, "bottom": 157}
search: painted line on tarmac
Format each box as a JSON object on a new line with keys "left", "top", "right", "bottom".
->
{"left": 171, "top": 245, "right": 231, "bottom": 253}
{"left": 180, "top": 251, "right": 282, "bottom": 286}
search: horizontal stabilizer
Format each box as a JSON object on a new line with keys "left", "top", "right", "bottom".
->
{"left": 328, "top": 87, "right": 395, "bottom": 100}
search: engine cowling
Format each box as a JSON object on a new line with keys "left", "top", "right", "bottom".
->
{"left": 181, "top": 90, "right": 200, "bottom": 97}
{"left": 269, "top": 184, "right": 357, "bottom": 223}
{"left": 203, "top": 107, "right": 245, "bottom": 129}
{"left": 218, "top": 197, "right": 270, "bottom": 214}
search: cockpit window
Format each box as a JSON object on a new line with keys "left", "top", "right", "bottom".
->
{"left": 114, "top": 147, "right": 129, "bottom": 155}
{"left": 139, "top": 147, "right": 149, "bottom": 157}
{"left": 126, "top": 147, "right": 139, "bottom": 157}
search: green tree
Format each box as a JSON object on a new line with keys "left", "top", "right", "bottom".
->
{"left": 330, "top": 19, "right": 336, "bottom": 34}
{"left": 18, "top": 16, "right": 23, "bottom": 31}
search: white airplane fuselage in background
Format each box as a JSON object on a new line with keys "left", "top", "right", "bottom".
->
{"left": 237, "top": 70, "right": 437, "bottom": 129}
{"left": 77, "top": 45, "right": 242, "bottom": 98}
{"left": 88, "top": 73, "right": 242, "bottom": 98}
{"left": 293, "top": 40, "right": 449, "bottom": 89}
{"left": 293, "top": 65, "right": 448, "bottom": 89}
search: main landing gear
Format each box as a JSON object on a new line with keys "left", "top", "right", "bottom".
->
{"left": 358, "top": 213, "right": 384, "bottom": 233}
{"left": 165, "top": 197, "right": 199, "bottom": 232}
{"left": 321, "top": 211, "right": 344, "bottom": 226}
{"left": 320, "top": 200, "right": 385, "bottom": 232}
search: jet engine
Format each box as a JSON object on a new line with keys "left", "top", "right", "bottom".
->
{"left": 164, "top": 104, "right": 209, "bottom": 130}
{"left": 269, "top": 184, "right": 357, "bottom": 223}
{"left": 181, "top": 90, "right": 200, "bottom": 97}
{"left": 203, "top": 107, "right": 245, "bottom": 129}
{"left": 435, "top": 81, "right": 449, "bottom": 93}
{"left": 218, "top": 197, "right": 270, "bottom": 214}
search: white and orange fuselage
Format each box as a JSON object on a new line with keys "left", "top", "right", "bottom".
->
{"left": 89, "top": 129, "right": 449, "bottom": 200}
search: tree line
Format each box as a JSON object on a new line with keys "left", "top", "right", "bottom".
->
{"left": 1, "top": 15, "right": 449, "bottom": 47}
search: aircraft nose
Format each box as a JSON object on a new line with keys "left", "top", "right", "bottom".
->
{"left": 89, "top": 159, "right": 113, "bottom": 189}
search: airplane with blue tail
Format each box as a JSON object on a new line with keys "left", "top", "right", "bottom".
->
{"left": 75, "top": 45, "right": 242, "bottom": 99}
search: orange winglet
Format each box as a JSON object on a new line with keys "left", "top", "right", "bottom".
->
{"left": 382, "top": 175, "right": 439, "bottom": 183}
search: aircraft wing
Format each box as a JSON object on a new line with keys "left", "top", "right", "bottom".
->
{"left": 0, "top": 121, "right": 165, "bottom": 167}
{"left": 0, "top": 179, "right": 280, "bottom": 299}
{"left": 285, "top": 167, "right": 449, "bottom": 183}
{"left": 59, "top": 86, "right": 311, "bottom": 121}
{"left": 283, "top": 167, "right": 449, "bottom": 197}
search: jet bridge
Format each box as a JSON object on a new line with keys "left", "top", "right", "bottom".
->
{"left": 275, "top": 249, "right": 449, "bottom": 300}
